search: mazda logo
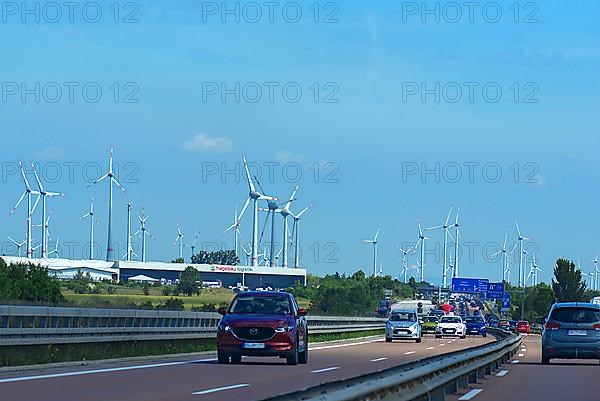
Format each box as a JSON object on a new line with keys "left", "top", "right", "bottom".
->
{"left": 249, "top": 328, "right": 258, "bottom": 335}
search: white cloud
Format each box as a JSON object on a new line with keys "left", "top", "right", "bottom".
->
{"left": 36, "top": 146, "right": 64, "bottom": 160}
{"left": 184, "top": 133, "right": 233, "bottom": 153}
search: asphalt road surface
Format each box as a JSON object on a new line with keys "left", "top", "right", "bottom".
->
{"left": 0, "top": 335, "right": 492, "bottom": 401}
{"left": 448, "top": 334, "right": 600, "bottom": 401}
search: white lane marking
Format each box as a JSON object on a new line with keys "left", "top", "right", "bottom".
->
{"left": 518, "top": 353, "right": 524, "bottom": 357}
{"left": 447, "top": 341, "right": 453, "bottom": 343}
{"left": 193, "top": 384, "right": 249, "bottom": 395}
{"left": 370, "top": 357, "right": 387, "bottom": 362}
{"left": 439, "top": 344, "right": 445, "bottom": 346}
{"left": 458, "top": 389, "right": 483, "bottom": 400}
{"left": 0, "top": 358, "right": 217, "bottom": 384}
{"left": 426, "top": 347, "right": 435, "bottom": 350}
{"left": 311, "top": 366, "right": 340, "bottom": 373}
{"left": 310, "top": 338, "right": 382, "bottom": 351}
{"left": 511, "top": 360, "right": 520, "bottom": 364}
{"left": 404, "top": 351, "right": 416, "bottom": 355}
{"left": 495, "top": 370, "right": 509, "bottom": 377}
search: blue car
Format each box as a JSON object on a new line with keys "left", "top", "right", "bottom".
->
{"left": 464, "top": 316, "right": 487, "bottom": 337}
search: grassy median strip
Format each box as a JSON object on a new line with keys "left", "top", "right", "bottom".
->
{"left": 0, "top": 329, "right": 385, "bottom": 367}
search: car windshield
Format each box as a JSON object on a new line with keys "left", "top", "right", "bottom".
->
{"left": 550, "top": 307, "right": 600, "bottom": 323}
{"left": 465, "top": 317, "right": 483, "bottom": 323}
{"left": 229, "top": 296, "right": 291, "bottom": 315}
{"left": 389, "top": 312, "right": 416, "bottom": 322}
{"left": 422, "top": 317, "right": 438, "bottom": 323}
{"left": 440, "top": 317, "right": 462, "bottom": 323}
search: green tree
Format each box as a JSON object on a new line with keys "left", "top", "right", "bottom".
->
{"left": 408, "top": 277, "right": 418, "bottom": 299}
{"left": 191, "top": 250, "right": 239, "bottom": 265}
{"left": 171, "top": 257, "right": 185, "bottom": 264}
{"left": 552, "top": 258, "right": 587, "bottom": 302}
{"left": 176, "top": 266, "right": 200, "bottom": 296}
{"left": 0, "top": 259, "right": 64, "bottom": 304}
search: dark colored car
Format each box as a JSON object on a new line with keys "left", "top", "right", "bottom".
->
{"left": 464, "top": 316, "right": 488, "bottom": 337}
{"left": 516, "top": 320, "right": 531, "bottom": 334}
{"left": 509, "top": 320, "right": 518, "bottom": 332}
{"left": 541, "top": 302, "right": 600, "bottom": 364}
{"left": 429, "top": 309, "right": 446, "bottom": 319}
{"left": 216, "top": 291, "right": 308, "bottom": 365}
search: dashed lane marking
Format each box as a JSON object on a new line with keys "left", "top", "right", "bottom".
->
{"left": 495, "top": 370, "right": 509, "bottom": 377}
{"left": 311, "top": 367, "right": 340, "bottom": 373}
{"left": 193, "top": 384, "right": 249, "bottom": 395}
{"left": 458, "top": 389, "right": 484, "bottom": 400}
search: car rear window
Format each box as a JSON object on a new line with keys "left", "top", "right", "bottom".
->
{"left": 550, "top": 307, "right": 600, "bottom": 323}
{"left": 465, "top": 317, "right": 483, "bottom": 323}
{"left": 440, "top": 317, "right": 461, "bottom": 323}
{"left": 422, "top": 317, "right": 438, "bottom": 323}
{"left": 390, "top": 312, "right": 417, "bottom": 322}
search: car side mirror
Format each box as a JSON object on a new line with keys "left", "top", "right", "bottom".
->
{"left": 218, "top": 307, "right": 228, "bottom": 316}
{"left": 297, "top": 308, "right": 308, "bottom": 317}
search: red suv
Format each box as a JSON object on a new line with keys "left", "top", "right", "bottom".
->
{"left": 216, "top": 291, "right": 308, "bottom": 365}
{"left": 516, "top": 320, "right": 531, "bottom": 334}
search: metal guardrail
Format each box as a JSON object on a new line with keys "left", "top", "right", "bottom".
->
{"left": 0, "top": 305, "right": 386, "bottom": 346}
{"left": 264, "top": 328, "right": 521, "bottom": 401}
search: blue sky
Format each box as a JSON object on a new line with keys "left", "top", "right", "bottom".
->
{"left": 1, "top": 1, "right": 600, "bottom": 285}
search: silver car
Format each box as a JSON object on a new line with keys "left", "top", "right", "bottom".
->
{"left": 541, "top": 302, "right": 600, "bottom": 364}
{"left": 386, "top": 310, "right": 422, "bottom": 343}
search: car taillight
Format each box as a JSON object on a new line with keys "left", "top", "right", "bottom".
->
{"left": 545, "top": 322, "right": 560, "bottom": 330}
{"left": 593, "top": 323, "right": 600, "bottom": 331}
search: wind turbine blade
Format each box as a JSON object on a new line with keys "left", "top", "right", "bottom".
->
{"left": 8, "top": 237, "right": 18, "bottom": 246}
{"left": 29, "top": 196, "right": 41, "bottom": 220}
{"left": 81, "top": 212, "right": 91, "bottom": 219}
{"left": 87, "top": 173, "right": 109, "bottom": 187}
{"left": 46, "top": 192, "right": 65, "bottom": 197}
{"left": 31, "top": 163, "right": 44, "bottom": 192}
{"left": 18, "top": 161, "right": 32, "bottom": 189}
{"left": 296, "top": 204, "right": 312, "bottom": 219}
{"left": 9, "top": 191, "right": 27, "bottom": 215}
{"left": 258, "top": 195, "right": 278, "bottom": 201}
{"left": 425, "top": 225, "right": 443, "bottom": 231}
{"left": 503, "top": 233, "right": 507, "bottom": 250}
{"left": 112, "top": 177, "right": 127, "bottom": 193}
{"left": 238, "top": 197, "right": 251, "bottom": 221}
{"left": 515, "top": 221, "right": 521, "bottom": 237}
{"left": 242, "top": 156, "right": 256, "bottom": 193}
{"left": 286, "top": 185, "right": 299, "bottom": 208}
{"left": 445, "top": 206, "right": 453, "bottom": 226}
{"left": 454, "top": 208, "right": 460, "bottom": 225}
{"left": 373, "top": 226, "right": 381, "bottom": 242}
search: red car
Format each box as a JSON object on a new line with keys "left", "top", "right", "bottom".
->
{"left": 516, "top": 320, "right": 531, "bottom": 334}
{"left": 217, "top": 291, "right": 308, "bottom": 365}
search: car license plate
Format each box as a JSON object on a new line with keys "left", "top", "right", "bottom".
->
{"left": 567, "top": 330, "right": 587, "bottom": 336}
{"left": 242, "top": 342, "right": 265, "bottom": 349}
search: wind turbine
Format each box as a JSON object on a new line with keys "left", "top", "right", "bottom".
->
{"left": 291, "top": 205, "right": 311, "bottom": 268}
{"left": 225, "top": 204, "right": 249, "bottom": 262}
{"left": 451, "top": 208, "right": 460, "bottom": 278}
{"left": 593, "top": 256, "right": 599, "bottom": 292}
{"left": 87, "top": 147, "right": 127, "bottom": 261}
{"left": 242, "top": 156, "right": 277, "bottom": 266}
{"left": 276, "top": 185, "right": 299, "bottom": 268}
{"left": 174, "top": 224, "right": 186, "bottom": 259}
{"left": 414, "top": 221, "right": 429, "bottom": 283}
{"left": 124, "top": 202, "right": 134, "bottom": 262}
{"left": 8, "top": 237, "right": 26, "bottom": 257}
{"left": 362, "top": 226, "right": 381, "bottom": 276}
{"left": 426, "top": 206, "right": 454, "bottom": 287}
{"left": 31, "top": 163, "right": 64, "bottom": 258}
{"left": 48, "top": 237, "right": 60, "bottom": 258}
{"left": 397, "top": 246, "right": 415, "bottom": 283}
{"left": 187, "top": 234, "right": 199, "bottom": 261}
{"left": 80, "top": 196, "right": 98, "bottom": 260}
{"left": 514, "top": 221, "right": 529, "bottom": 287}
{"left": 9, "top": 161, "right": 40, "bottom": 259}
{"left": 491, "top": 234, "right": 509, "bottom": 282}
{"left": 133, "top": 210, "right": 153, "bottom": 262}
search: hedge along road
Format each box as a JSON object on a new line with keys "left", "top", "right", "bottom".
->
{"left": 0, "top": 335, "right": 493, "bottom": 401}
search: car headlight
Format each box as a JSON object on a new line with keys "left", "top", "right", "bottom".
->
{"left": 275, "top": 325, "right": 294, "bottom": 333}
{"left": 218, "top": 323, "right": 232, "bottom": 332}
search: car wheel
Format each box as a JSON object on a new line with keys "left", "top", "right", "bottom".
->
{"left": 217, "top": 351, "right": 229, "bottom": 364}
{"left": 416, "top": 337, "right": 422, "bottom": 343}
{"left": 482, "top": 333, "right": 487, "bottom": 337}
{"left": 460, "top": 335, "right": 466, "bottom": 339}
{"left": 385, "top": 336, "right": 392, "bottom": 343}
{"left": 435, "top": 335, "right": 442, "bottom": 339}
{"left": 299, "top": 338, "right": 308, "bottom": 364}
{"left": 231, "top": 354, "right": 242, "bottom": 364}
{"left": 541, "top": 354, "right": 550, "bottom": 365}
{"left": 287, "top": 341, "right": 299, "bottom": 366}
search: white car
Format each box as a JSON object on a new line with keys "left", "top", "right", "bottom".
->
{"left": 435, "top": 315, "right": 467, "bottom": 339}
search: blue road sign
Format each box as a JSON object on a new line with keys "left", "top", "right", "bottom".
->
{"left": 501, "top": 293, "right": 511, "bottom": 312}
{"left": 451, "top": 278, "right": 489, "bottom": 294}
{"left": 486, "top": 282, "right": 505, "bottom": 299}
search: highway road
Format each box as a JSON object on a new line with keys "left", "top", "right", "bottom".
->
{"left": 0, "top": 335, "right": 492, "bottom": 401}
{"left": 448, "top": 334, "right": 600, "bottom": 401}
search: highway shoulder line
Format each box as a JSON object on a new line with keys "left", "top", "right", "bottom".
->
{"left": 458, "top": 389, "right": 483, "bottom": 400}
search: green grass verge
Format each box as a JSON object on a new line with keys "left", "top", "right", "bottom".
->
{"left": 0, "top": 330, "right": 384, "bottom": 367}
